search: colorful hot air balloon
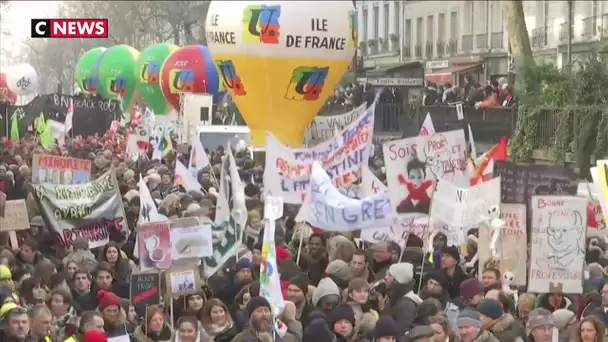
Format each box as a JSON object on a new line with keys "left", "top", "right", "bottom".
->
{"left": 0, "top": 73, "right": 17, "bottom": 104}
{"left": 95, "top": 45, "right": 140, "bottom": 109}
{"left": 159, "top": 45, "right": 221, "bottom": 113}
{"left": 75, "top": 47, "right": 106, "bottom": 94}
{"left": 205, "top": 1, "right": 356, "bottom": 147}
{"left": 136, "top": 43, "right": 178, "bottom": 115}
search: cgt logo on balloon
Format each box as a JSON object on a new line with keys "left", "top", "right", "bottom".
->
{"left": 79, "top": 75, "right": 98, "bottom": 93}
{"left": 107, "top": 77, "right": 126, "bottom": 97}
{"left": 168, "top": 69, "right": 195, "bottom": 94}
{"left": 243, "top": 4, "right": 281, "bottom": 44}
{"left": 216, "top": 60, "right": 247, "bottom": 96}
{"left": 284, "top": 66, "right": 328, "bottom": 101}
{"left": 140, "top": 62, "right": 161, "bottom": 85}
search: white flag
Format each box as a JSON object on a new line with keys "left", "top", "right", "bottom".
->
{"left": 419, "top": 113, "right": 436, "bottom": 136}
{"left": 188, "top": 135, "right": 210, "bottom": 179}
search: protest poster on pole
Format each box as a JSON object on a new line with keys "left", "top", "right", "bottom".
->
{"left": 32, "top": 154, "right": 91, "bottom": 185}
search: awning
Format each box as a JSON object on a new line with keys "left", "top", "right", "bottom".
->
{"left": 425, "top": 63, "right": 482, "bottom": 84}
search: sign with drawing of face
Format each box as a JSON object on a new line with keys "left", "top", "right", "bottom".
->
{"left": 127, "top": 125, "right": 150, "bottom": 158}
{"left": 529, "top": 196, "right": 587, "bottom": 294}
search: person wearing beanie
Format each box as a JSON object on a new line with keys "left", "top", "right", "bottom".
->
{"left": 311, "top": 277, "right": 341, "bottom": 311}
{"left": 553, "top": 308, "right": 577, "bottom": 342}
{"left": 477, "top": 298, "right": 526, "bottom": 341}
{"left": 374, "top": 316, "right": 399, "bottom": 341}
{"left": 439, "top": 245, "right": 469, "bottom": 298}
{"left": 217, "top": 258, "right": 254, "bottom": 306}
{"left": 287, "top": 273, "right": 313, "bottom": 325}
{"left": 329, "top": 303, "right": 356, "bottom": 340}
{"left": 526, "top": 308, "right": 555, "bottom": 341}
{"left": 303, "top": 318, "right": 334, "bottom": 342}
{"left": 404, "top": 325, "right": 435, "bottom": 342}
{"left": 325, "top": 259, "right": 351, "bottom": 289}
{"left": 457, "top": 309, "right": 498, "bottom": 341}
{"left": 83, "top": 329, "right": 108, "bottom": 342}
{"left": 234, "top": 296, "right": 298, "bottom": 342}
{"left": 385, "top": 262, "right": 422, "bottom": 335}
{"left": 96, "top": 290, "right": 132, "bottom": 338}
{"left": 459, "top": 278, "right": 485, "bottom": 308}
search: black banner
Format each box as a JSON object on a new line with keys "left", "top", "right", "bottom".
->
{"left": 130, "top": 272, "right": 161, "bottom": 317}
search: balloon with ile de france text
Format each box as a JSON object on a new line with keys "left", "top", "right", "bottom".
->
{"left": 159, "top": 45, "right": 222, "bottom": 113}
{"left": 0, "top": 73, "right": 17, "bottom": 104}
{"left": 6, "top": 63, "right": 39, "bottom": 96}
{"left": 75, "top": 47, "right": 106, "bottom": 94}
{"left": 95, "top": 45, "right": 140, "bottom": 110}
{"left": 205, "top": 1, "right": 357, "bottom": 147}
{"left": 136, "top": 43, "right": 178, "bottom": 115}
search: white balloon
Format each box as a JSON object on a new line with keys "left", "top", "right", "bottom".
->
{"left": 6, "top": 63, "right": 39, "bottom": 95}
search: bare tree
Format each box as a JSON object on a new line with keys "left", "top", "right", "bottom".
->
{"left": 501, "top": 0, "right": 535, "bottom": 90}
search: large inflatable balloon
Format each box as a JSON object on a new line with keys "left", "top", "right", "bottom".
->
{"left": 0, "top": 73, "right": 17, "bottom": 104}
{"left": 205, "top": 1, "right": 356, "bottom": 146}
{"left": 95, "top": 45, "right": 140, "bottom": 109}
{"left": 136, "top": 43, "right": 178, "bottom": 115}
{"left": 75, "top": 47, "right": 106, "bottom": 94}
{"left": 159, "top": 45, "right": 221, "bottom": 113}
{"left": 6, "top": 63, "right": 39, "bottom": 95}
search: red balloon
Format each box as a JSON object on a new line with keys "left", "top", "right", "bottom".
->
{"left": 159, "top": 45, "right": 220, "bottom": 112}
{"left": 0, "top": 73, "right": 17, "bottom": 104}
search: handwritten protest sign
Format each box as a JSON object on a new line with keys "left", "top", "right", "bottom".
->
{"left": 296, "top": 162, "right": 394, "bottom": 231}
{"left": 305, "top": 102, "right": 367, "bottom": 145}
{"left": 478, "top": 203, "right": 527, "bottom": 286}
{"left": 0, "top": 200, "right": 30, "bottom": 231}
{"left": 32, "top": 154, "right": 91, "bottom": 185}
{"left": 383, "top": 129, "right": 467, "bottom": 216}
{"left": 529, "top": 196, "right": 586, "bottom": 294}
{"left": 130, "top": 272, "right": 161, "bottom": 317}
{"left": 264, "top": 102, "right": 376, "bottom": 204}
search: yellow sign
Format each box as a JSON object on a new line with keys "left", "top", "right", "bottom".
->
{"left": 598, "top": 162, "right": 608, "bottom": 222}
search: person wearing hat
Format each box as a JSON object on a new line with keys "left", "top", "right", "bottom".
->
{"left": 303, "top": 318, "right": 334, "bottom": 342}
{"left": 97, "top": 290, "right": 132, "bottom": 338}
{"left": 457, "top": 309, "right": 499, "bottom": 342}
{"left": 232, "top": 296, "right": 298, "bottom": 342}
{"left": 385, "top": 262, "right": 422, "bottom": 335}
{"left": 459, "top": 278, "right": 485, "bottom": 308}
{"left": 329, "top": 303, "right": 356, "bottom": 340}
{"left": 477, "top": 298, "right": 526, "bottom": 341}
{"left": 287, "top": 273, "right": 313, "bottom": 325}
{"left": 62, "top": 237, "right": 98, "bottom": 274}
{"left": 217, "top": 258, "right": 253, "bottom": 306}
{"left": 374, "top": 316, "right": 399, "bottom": 342}
{"left": 526, "top": 308, "right": 556, "bottom": 342}
{"left": 404, "top": 325, "right": 435, "bottom": 342}
{"left": 439, "top": 245, "right": 469, "bottom": 299}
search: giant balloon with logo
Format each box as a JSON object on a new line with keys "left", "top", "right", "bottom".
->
{"left": 6, "top": 63, "right": 39, "bottom": 95}
{"left": 136, "top": 43, "right": 178, "bottom": 115}
{"left": 205, "top": 1, "right": 357, "bottom": 146}
{"left": 95, "top": 45, "right": 140, "bottom": 109}
{"left": 159, "top": 45, "right": 222, "bottom": 113}
{"left": 75, "top": 47, "right": 106, "bottom": 94}
{"left": 0, "top": 73, "right": 17, "bottom": 104}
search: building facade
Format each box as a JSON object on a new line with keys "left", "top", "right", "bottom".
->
{"left": 357, "top": 0, "right": 608, "bottom": 84}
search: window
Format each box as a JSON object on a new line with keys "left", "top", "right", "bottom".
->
{"left": 384, "top": 4, "right": 389, "bottom": 39}
{"left": 405, "top": 19, "right": 412, "bottom": 49}
{"left": 438, "top": 13, "right": 445, "bottom": 41}
{"left": 363, "top": 9, "right": 368, "bottom": 41}
{"left": 416, "top": 17, "right": 423, "bottom": 45}
{"left": 373, "top": 6, "right": 379, "bottom": 38}
{"left": 394, "top": 1, "right": 400, "bottom": 34}
{"left": 427, "top": 15, "right": 434, "bottom": 43}
{"left": 450, "top": 11, "right": 458, "bottom": 40}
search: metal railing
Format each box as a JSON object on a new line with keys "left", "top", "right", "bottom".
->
{"left": 531, "top": 27, "right": 548, "bottom": 48}
{"left": 462, "top": 35, "right": 473, "bottom": 52}
{"left": 559, "top": 22, "right": 573, "bottom": 42}
{"left": 415, "top": 44, "right": 422, "bottom": 58}
{"left": 582, "top": 16, "right": 597, "bottom": 37}
{"left": 425, "top": 41, "right": 433, "bottom": 57}
{"left": 436, "top": 41, "right": 445, "bottom": 57}
{"left": 447, "top": 40, "right": 458, "bottom": 55}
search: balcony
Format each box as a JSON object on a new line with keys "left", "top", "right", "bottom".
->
{"left": 389, "top": 33, "right": 400, "bottom": 51}
{"left": 475, "top": 33, "right": 488, "bottom": 49}
{"left": 436, "top": 41, "right": 445, "bottom": 57}
{"left": 403, "top": 46, "right": 411, "bottom": 58}
{"left": 425, "top": 41, "right": 433, "bottom": 57}
{"left": 490, "top": 32, "right": 503, "bottom": 49}
{"left": 462, "top": 35, "right": 473, "bottom": 52}
{"left": 531, "top": 27, "right": 547, "bottom": 48}
{"left": 559, "top": 22, "right": 573, "bottom": 42}
{"left": 447, "top": 39, "right": 458, "bottom": 55}
{"left": 415, "top": 44, "right": 422, "bottom": 58}
{"left": 582, "top": 16, "right": 597, "bottom": 38}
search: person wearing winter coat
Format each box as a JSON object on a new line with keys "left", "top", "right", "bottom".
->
{"left": 553, "top": 309, "right": 577, "bottom": 342}
{"left": 171, "top": 316, "right": 212, "bottom": 342}
{"left": 232, "top": 297, "right": 298, "bottom": 342}
{"left": 62, "top": 237, "right": 98, "bottom": 274}
{"left": 526, "top": 308, "right": 556, "bottom": 342}
{"left": 311, "top": 277, "right": 342, "bottom": 316}
{"left": 199, "top": 299, "right": 237, "bottom": 342}
{"left": 383, "top": 262, "right": 423, "bottom": 336}
{"left": 477, "top": 299, "right": 526, "bottom": 341}
{"left": 456, "top": 309, "right": 499, "bottom": 342}
{"left": 133, "top": 305, "right": 174, "bottom": 342}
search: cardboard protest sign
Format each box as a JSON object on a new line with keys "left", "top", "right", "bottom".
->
{"left": 165, "top": 265, "right": 203, "bottom": 297}
{"left": 529, "top": 196, "right": 586, "bottom": 294}
{"left": 32, "top": 154, "right": 91, "bottom": 185}
{"left": 0, "top": 200, "right": 30, "bottom": 231}
{"left": 130, "top": 272, "right": 161, "bottom": 317}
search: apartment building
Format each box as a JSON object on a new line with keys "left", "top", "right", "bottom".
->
{"left": 357, "top": 0, "right": 608, "bottom": 85}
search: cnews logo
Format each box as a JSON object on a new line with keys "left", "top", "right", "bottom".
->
{"left": 31, "top": 19, "right": 109, "bottom": 38}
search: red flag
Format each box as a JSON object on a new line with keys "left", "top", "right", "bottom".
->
{"left": 470, "top": 137, "right": 508, "bottom": 185}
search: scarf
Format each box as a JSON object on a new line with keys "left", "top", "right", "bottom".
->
{"left": 205, "top": 321, "right": 232, "bottom": 337}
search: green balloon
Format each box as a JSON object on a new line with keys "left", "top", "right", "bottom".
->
{"left": 135, "top": 43, "right": 178, "bottom": 115}
{"left": 75, "top": 47, "right": 106, "bottom": 94}
{"left": 95, "top": 45, "right": 140, "bottom": 109}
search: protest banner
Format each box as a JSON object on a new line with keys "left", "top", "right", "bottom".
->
{"left": 528, "top": 196, "right": 586, "bottom": 294}
{"left": 264, "top": 102, "right": 376, "bottom": 204}
{"left": 305, "top": 102, "right": 367, "bottom": 145}
{"left": 478, "top": 203, "right": 527, "bottom": 286}
{"left": 32, "top": 154, "right": 91, "bottom": 185}
{"left": 430, "top": 177, "right": 501, "bottom": 228}
{"left": 296, "top": 162, "right": 394, "bottom": 231}
{"left": 33, "top": 170, "right": 129, "bottom": 249}
{"left": 0, "top": 199, "right": 30, "bottom": 231}
{"left": 383, "top": 129, "right": 467, "bottom": 216}
{"left": 130, "top": 272, "right": 161, "bottom": 317}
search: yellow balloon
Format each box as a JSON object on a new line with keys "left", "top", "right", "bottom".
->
{"left": 205, "top": 1, "right": 356, "bottom": 147}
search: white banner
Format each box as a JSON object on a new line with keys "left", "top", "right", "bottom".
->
{"left": 296, "top": 162, "right": 394, "bottom": 231}
{"left": 305, "top": 103, "right": 367, "bottom": 145}
{"left": 528, "top": 196, "right": 586, "bottom": 294}
{"left": 264, "top": 104, "right": 376, "bottom": 204}
{"left": 382, "top": 129, "right": 467, "bottom": 216}
{"left": 430, "top": 177, "right": 501, "bottom": 228}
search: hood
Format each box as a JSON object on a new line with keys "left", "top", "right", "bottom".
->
{"left": 489, "top": 313, "right": 516, "bottom": 333}
{"left": 312, "top": 277, "right": 341, "bottom": 307}
{"left": 404, "top": 290, "right": 423, "bottom": 305}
